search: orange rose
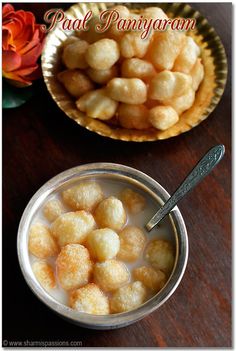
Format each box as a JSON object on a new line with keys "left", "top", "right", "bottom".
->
{"left": 2, "top": 4, "right": 45, "bottom": 86}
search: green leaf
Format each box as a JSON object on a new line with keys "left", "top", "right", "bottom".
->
{"left": 2, "top": 80, "right": 34, "bottom": 108}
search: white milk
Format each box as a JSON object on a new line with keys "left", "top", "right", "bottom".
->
{"left": 29, "top": 177, "right": 175, "bottom": 306}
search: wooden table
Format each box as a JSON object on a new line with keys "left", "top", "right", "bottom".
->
{"left": 3, "top": 3, "right": 231, "bottom": 347}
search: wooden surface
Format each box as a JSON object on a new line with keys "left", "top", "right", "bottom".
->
{"left": 3, "top": 3, "right": 231, "bottom": 347}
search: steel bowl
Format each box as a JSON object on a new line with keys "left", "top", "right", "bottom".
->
{"left": 17, "top": 163, "right": 188, "bottom": 329}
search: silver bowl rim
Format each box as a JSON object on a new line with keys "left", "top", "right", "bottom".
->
{"left": 17, "top": 162, "right": 189, "bottom": 329}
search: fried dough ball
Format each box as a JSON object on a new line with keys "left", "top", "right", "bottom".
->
{"left": 62, "top": 40, "right": 89, "bottom": 69}
{"left": 190, "top": 58, "right": 204, "bottom": 91}
{"left": 173, "top": 36, "right": 200, "bottom": 74}
{"left": 51, "top": 211, "right": 95, "bottom": 247}
{"left": 129, "top": 12, "right": 141, "bottom": 23}
{"left": 117, "top": 226, "right": 146, "bottom": 262}
{"left": 145, "top": 239, "right": 175, "bottom": 274}
{"left": 107, "top": 6, "right": 130, "bottom": 40}
{"left": 148, "top": 70, "right": 192, "bottom": 101}
{"left": 69, "top": 283, "right": 109, "bottom": 315}
{"left": 62, "top": 182, "right": 104, "bottom": 212}
{"left": 133, "top": 266, "right": 166, "bottom": 292}
{"left": 94, "top": 259, "right": 129, "bottom": 292}
{"left": 56, "top": 244, "right": 92, "bottom": 290}
{"left": 164, "top": 88, "right": 195, "bottom": 115}
{"left": 76, "top": 89, "right": 118, "bottom": 120}
{"left": 94, "top": 196, "right": 126, "bottom": 231}
{"left": 120, "top": 32, "right": 151, "bottom": 58}
{"left": 86, "top": 228, "right": 120, "bottom": 262}
{"left": 57, "top": 69, "right": 94, "bottom": 98}
{"left": 85, "top": 38, "right": 120, "bottom": 70}
{"left": 87, "top": 65, "right": 118, "bottom": 84}
{"left": 43, "top": 199, "right": 64, "bottom": 222}
{"left": 29, "top": 223, "right": 58, "bottom": 258}
{"left": 149, "top": 30, "right": 185, "bottom": 70}
{"left": 32, "top": 260, "right": 56, "bottom": 291}
{"left": 107, "top": 78, "right": 147, "bottom": 104}
{"left": 113, "top": 6, "right": 130, "bottom": 17}
{"left": 148, "top": 106, "right": 179, "bottom": 130}
{"left": 110, "top": 281, "right": 147, "bottom": 313}
{"left": 79, "top": 16, "right": 106, "bottom": 43}
{"left": 120, "top": 188, "right": 146, "bottom": 214}
{"left": 142, "top": 7, "right": 168, "bottom": 21}
{"left": 118, "top": 103, "right": 150, "bottom": 130}
{"left": 121, "top": 58, "right": 156, "bottom": 81}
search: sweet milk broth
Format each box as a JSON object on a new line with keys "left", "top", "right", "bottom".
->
{"left": 29, "top": 177, "right": 176, "bottom": 305}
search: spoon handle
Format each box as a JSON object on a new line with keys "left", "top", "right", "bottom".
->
{"left": 146, "top": 144, "right": 225, "bottom": 232}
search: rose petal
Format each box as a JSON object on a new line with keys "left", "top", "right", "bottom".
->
{"left": 18, "top": 37, "right": 39, "bottom": 55}
{"left": 11, "top": 64, "right": 38, "bottom": 76}
{"left": 3, "top": 63, "right": 40, "bottom": 85}
{"left": 2, "top": 4, "right": 14, "bottom": 17}
{"left": 24, "top": 11, "right": 36, "bottom": 29}
{"left": 14, "top": 11, "right": 35, "bottom": 34}
{"left": 18, "top": 27, "right": 45, "bottom": 55}
{"left": 4, "top": 17, "right": 24, "bottom": 39}
{"left": 14, "top": 24, "right": 31, "bottom": 43}
{"left": 3, "top": 70, "right": 32, "bottom": 85}
{"left": 2, "top": 28, "right": 11, "bottom": 50}
{"left": 20, "top": 43, "right": 42, "bottom": 67}
{"left": 2, "top": 50, "right": 21, "bottom": 72}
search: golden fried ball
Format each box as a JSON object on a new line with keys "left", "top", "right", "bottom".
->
{"left": 121, "top": 58, "right": 156, "bottom": 81}
{"left": 148, "top": 70, "right": 192, "bottom": 101}
{"left": 62, "top": 35, "right": 79, "bottom": 48}
{"left": 141, "top": 7, "right": 168, "bottom": 21}
{"left": 94, "top": 196, "right": 126, "bottom": 231}
{"left": 28, "top": 223, "right": 58, "bottom": 258}
{"left": 85, "top": 38, "right": 120, "bottom": 70}
{"left": 120, "top": 188, "right": 146, "bottom": 214}
{"left": 190, "top": 58, "right": 204, "bottom": 91}
{"left": 57, "top": 69, "right": 94, "bottom": 98}
{"left": 94, "top": 259, "right": 129, "bottom": 292}
{"left": 62, "top": 40, "right": 89, "bottom": 69}
{"left": 173, "top": 36, "right": 200, "bottom": 74}
{"left": 78, "top": 16, "right": 106, "bottom": 43}
{"left": 145, "top": 239, "right": 175, "bottom": 274}
{"left": 76, "top": 89, "right": 118, "bottom": 120}
{"left": 86, "top": 228, "right": 120, "bottom": 262}
{"left": 107, "top": 6, "right": 130, "bottom": 40}
{"left": 110, "top": 281, "right": 147, "bottom": 313}
{"left": 69, "top": 283, "right": 109, "bottom": 315}
{"left": 149, "top": 30, "right": 185, "bottom": 71}
{"left": 117, "top": 226, "right": 146, "bottom": 262}
{"left": 148, "top": 106, "right": 179, "bottom": 131}
{"left": 62, "top": 182, "right": 104, "bottom": 212}
{"left": 51, "top": 211, "right": 95, "bottom": 247}
{"left": 107, "top": 78, "right": 147, "bottom": 105}
{"left": 56, "top": 244, "right": 93, "bottom": 290}
{"left": 133, "top": 266, "right": 166, "bottom": 292}
{"left": 32, "top": 260, "right": 56, "bottom": 291}
{"left": 87, "top": 66, "right": 118, "bottom": 84}
{"left": 120, "top": 32, "right": 151, "bottom": 59}
{"left": 43, "top": 199, "right": 64, "bottom": 222}
{"left": 117, "top": 104, "right": 151, "bottom": 130}
{"left": 163, "top": 88, "right": 195, "bottom": 115}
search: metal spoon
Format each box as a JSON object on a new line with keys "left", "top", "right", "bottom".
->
{"left": 145, "top": 144, "right": 225, "bottom": 232}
